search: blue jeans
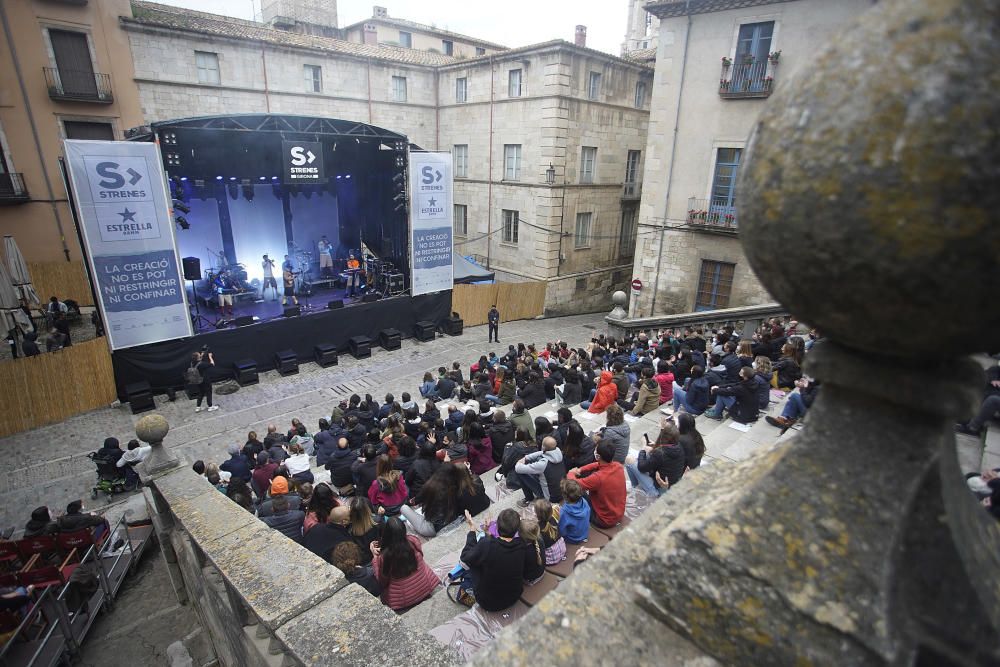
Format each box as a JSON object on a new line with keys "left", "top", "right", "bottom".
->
{"left": 782, "top": 392, "right": 807, "bottom": 420}
{"left": 707, "top": 395, "right": 735, "bottom": 416}
{"left": 671, "top": 382, "right": 703, "bottom": 416}
{"left": 517, "top": 473, "right": 545, "bottom": 501}
{"left": 580, "top": 400, "right": 592, "bottom": 410}
{"left": 625, "top": 462, "right": 664, "bottom": 496}
{"left": 484, "top": 394, "right": 500, "bottom": 405}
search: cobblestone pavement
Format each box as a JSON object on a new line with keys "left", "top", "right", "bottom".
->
{"left": 0, "top": 313, "right": 609, "bottom": 530}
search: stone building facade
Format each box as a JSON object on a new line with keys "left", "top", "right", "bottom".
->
{"left": 340, "top": 6, "right": 506, "bottom": 59}
{"left": 628, "top": 0, "right": 873, "bottom": 317}
{"left": 122, "top": 1, "right": 653, "bottom": 315}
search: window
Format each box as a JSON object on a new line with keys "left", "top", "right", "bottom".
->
{"left": 619, "top": 208, "right": 637, "bottom": 257}
{"left": 49, "top": 30, "right": 97, "bottom": 97}
{"left": 574, "top": 212, "right": 592, "bottom": 248}
{"left": 613, "top": 270, "right": 624, "bottom": 283}
{"left": 476, "top": 47, "right": 486, "bottom": 56}
{"left": 454, "top": 204, "right": 467, "bottom": 236}
{"left": 442, "top": 40, "right": 454, "bottom": 56}
{"left": 587, "top": 71, "right": 601, "bottom": 100}
{"left": 195, "top": 51, "right": 220, "bottom": 85}
{"left": 731, "top": 21, "right": 774, "bottom": 93}
{"left": 304, "top": 64, "right": 322, "bottom": 93}
{"left": 580, "top": 146, "right": 596, "bottom": 184}
{"left": 398, "top": 31, "right": 412, "bottom": 48}
{"left": 625, "top": 150, "right": 641, "bottom": 184}
{"left": 508, "top": 69, "right": 522, "bottom": 97}
{"left": 695, "top": 260, "right": 735, "bottom": 311}
{"left": 502, "top": 209, "right": 519, "bottom": 244}
{"left": 63, "top": 120, "right": 114, "bottom": 140}
{"left": 453, "top": 144, "right": 468, "bottom": 178}
{"left": 575, "top": 278, "right": 587, "bottom": 291}
{"left": 503, "top": 144, "right": 521, "bottom": 181}
{"left": 455, "top": 76, "right": 468, "bottom": 103}
{"left": 634, "top": 80, "right": 647, "bottom": 107}
{"left": 392, "top": 75, "right": 407, "bottom": 102}
{"left": 710, "top": 148, "right": 742, "bottom": 216}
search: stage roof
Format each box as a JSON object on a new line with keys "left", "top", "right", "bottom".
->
{"left": 454, "top": 254, "right": 494, "bottom": 284}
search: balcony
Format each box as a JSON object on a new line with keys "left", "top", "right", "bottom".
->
{"left": 0, "top": 173, "right": 29, "bottom": 204}
{"left": 43, "top": 67, "right": 113, "bottom": 103}
{"left": 622, "top": 181, "right": 641, "bottom": 200}
{"left": 687, "top": 198, "right": 738, "bottom": 232}
{"left": 719, "top": 54, "right": 779, "bottom": 99}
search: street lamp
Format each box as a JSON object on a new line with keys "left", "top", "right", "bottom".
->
{"left": 545, "top": 163, "right": 555, "bottom": 184}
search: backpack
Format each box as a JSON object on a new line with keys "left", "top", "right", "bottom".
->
{"left": 184, "top": 365, "right": 202, "bottom": 385}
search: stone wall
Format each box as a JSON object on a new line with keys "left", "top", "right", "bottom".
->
{"left": 144, "top": 466, "right": 456, "bottom": 667}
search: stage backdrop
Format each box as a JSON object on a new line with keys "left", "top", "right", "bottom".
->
{"left": 64, "top": 140, "right": 193, "bottom": 350}
{"left": 408, "top": 151, "right": 454, "bottom": 296}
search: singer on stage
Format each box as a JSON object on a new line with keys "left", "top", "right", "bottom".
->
{"left": 261, "top": 254, "right": 278, "bottom": 301}
{"left": 282, "top": 255, "right": 299, "bottom": 306}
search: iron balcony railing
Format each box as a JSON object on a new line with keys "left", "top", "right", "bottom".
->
{"left": 687, "top": 197, "right": 738, "bottom": 230}
{"left": 719, "top": 57, "right": 778, "bottom": 99}
{"left": 622, "top": 181, "right": 641, "bottom": 199}
{"left": 0, "top": 173, "right": 29, "bottom": 203}
{"left": 43, "top": 67, "right": 114, "bottom": 103}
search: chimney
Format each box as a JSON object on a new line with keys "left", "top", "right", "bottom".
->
{"left": 363, "top": 22, "right": 378, "bottom": 45}
{"left": 575, "top": 25, "right": 587, "bottom": 48}
{"left": 373, "top": 5, "right": 388, "bottom": 18}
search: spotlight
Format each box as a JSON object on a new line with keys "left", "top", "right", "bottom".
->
{"left": 393, "top": 192, "right": 406, "bottom": 202}
{"left": 336, "top": 175, "right": 342, "bottom": 180}
{"left": 175, "top": 215, "right": 190, "bottom": 230}
{"left": 345, "top": 174, "right": 351, "bottom": 179}
{"left": 259, "top": 176, "right": 267, "bottom": 181}
{"left": 173, "top": 201, "right": 191, "bottom": 214}
{"left": 271, "top": 176, "right": 278, "bottom": 180}
{"left": 392, "top": 173, "right": 405, "bottom": 185}
{"left": 215, "top": 175, "right": 223, "bottom": 181}
{"left": 180, "top": 177, "right": 188, "bottom": 181}
{"left": 229, "top": 177, "right": 237, "bottom": 181}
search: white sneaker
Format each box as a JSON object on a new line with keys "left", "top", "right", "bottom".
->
{"left": 207, "top": 405, "right": 219, "bottom": 412}
{"left": 194, "top": 407, "right": 203, "bottom": 413}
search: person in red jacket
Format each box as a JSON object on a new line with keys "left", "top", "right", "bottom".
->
{"left": 582, "top": 370, "right": 618, "bottom": 414}
{"left": 567, "top": 441, "right": 626, "bottom": 528}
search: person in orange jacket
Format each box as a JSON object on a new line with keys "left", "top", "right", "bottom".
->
{"left": 567, "top": 441, "right": 626, "bottom": 528}
{"left": 582, "top": 370, "right": 618, "bottom": 414}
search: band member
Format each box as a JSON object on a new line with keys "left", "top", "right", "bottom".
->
{"left": 318, "top": 236, "right": 333, "bottom": 277}
{"left": 214, "top": 269, "right": 234, "bottom": 317}
{"left": 282, "top": 256, "right": 299, "bottom": 306}
{"left": 261, "top": 254, "right": 278, "bottom": 301}
{"left": 346, "top": 253, "right": 362, "bottom": 297}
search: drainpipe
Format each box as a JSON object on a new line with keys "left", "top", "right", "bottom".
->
{"left": 0, "top": 2, "right": 71, "bottom": 262}
{"left": 486, "top": 55, "right": 495, "bottom": 270}
{"left": 366, "top": 58, "right": 373, "bottom": 123}
{"left": 650, "top": 1, "right": 692, "bottom": 315}
{"left": 261, "top": 46, "right": 271, "bottom": 112}
{"left": 434, "top": 69, "right": 440, "bottom": 150}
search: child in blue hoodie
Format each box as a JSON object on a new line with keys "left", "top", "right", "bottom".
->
{"left": 558, "top": 478, "right": 591, "bottom": 543}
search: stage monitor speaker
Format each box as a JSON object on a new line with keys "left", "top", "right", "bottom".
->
{"left": 378, "top": 328, "right": 401, "bottom": 351}
{"left": 233, "top": 358, "right": 259, "bottom": 386}
{"left": 125, "top": 380, "right": 155, "bottom": 415}
{"left": 388, "top": 273, "right": 404, "bottom": 292}
{"left": 327, "top": 300, "right": 344, "bottom": 310}
{"left": 361, "top": 293, "right": 380, "bottom": 303}
{"left": 182, "top": 256, "right": 201, "bottom": 281}
{"left": 349, "top": 335, "right": 371, "bottom": 359}
{"left": 314, "top": 343, "right": 339, "bottom": 367}
{"left": 274, "top": 349, "right": 299, "bottom": 376}
{"left": 283, "top": 306, "right": 301, "bottom": 318}
{"left": 234, "top": 315, "right": 255, "bottom": 327}
{"left": 414, "top": 320, "right": 436, "bottom": 342}
{"left": 445, "top": 315, "right": 464, "bottom": 336}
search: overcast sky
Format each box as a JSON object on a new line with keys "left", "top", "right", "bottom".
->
{"left": 155, "top": 0, "right": 631, "bottom": 55}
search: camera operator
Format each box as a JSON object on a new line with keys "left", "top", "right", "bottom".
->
{"left": 190, "top": 346, "right": 218, "bottom": 413}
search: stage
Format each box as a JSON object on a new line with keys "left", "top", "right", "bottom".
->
{"left": 106, "top": 114, "right": 453, "bottom": 398}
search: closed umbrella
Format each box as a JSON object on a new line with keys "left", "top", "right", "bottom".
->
{"left": 0, "top": 259, "right": 30, "bottom": 334}
{"left": 3, "top": 235, "right": 39, "bottom": 306}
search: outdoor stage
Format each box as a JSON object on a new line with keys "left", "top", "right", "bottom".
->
{"left": 107, "top": 114, "right": 452, "bottom": 396}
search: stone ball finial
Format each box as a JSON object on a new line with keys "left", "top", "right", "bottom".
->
{"left": 136, "top": 413, "right": 169, "bottom": 445}
{"left": 612, "top": 291, "right": 627, "bottom": 308}
{"left": 737, "top": 0, "right": 1000, "bottom": 357}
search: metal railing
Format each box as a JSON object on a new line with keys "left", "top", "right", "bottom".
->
{"left": 606, "top": 301, "right": 788, "bottom": 339}
{"left": 686, "top": 198, "right": 738, "bottom": 230}
{"left": 622, "top": 181, "right": 641, "bottom": 199}
{"left": 0, "top": 173, "right": 29, "bottom": 203}
{"left": 719, "top": 59, "right": 776, "bottom": 99}
{"left": 43, "top": 68, "right": 113, "bottom": 103}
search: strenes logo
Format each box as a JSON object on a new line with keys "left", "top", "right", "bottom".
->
{"left": 289, "top": 145, "right": 319, "bottom": 179}
{"left": 94, "top": 161, "right": 146, "bottom": 199}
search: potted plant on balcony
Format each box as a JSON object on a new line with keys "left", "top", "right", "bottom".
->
{"left": 719, "top": 78, "right": 731, "bottom": 91}
{"left": 721, "top": 56, "right": 732, "bottom": 68}
{"left": 764, "top": 76, "right": 774, "bottom": 90}
{"left": 768, "top": 50, "right": 782, "bottom": 64}
{"left": 724, "top": 214, "right": 735, "bottom": 227}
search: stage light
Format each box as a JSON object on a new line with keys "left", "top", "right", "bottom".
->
{"left": 271, "top": 176, "right": 278, "bottom": 180}
{"left": 345, "top": 175, "right": 351, "bottom": 179}
{"left": 259, "top": 176, "right": 267, "bottom": 181}
{"left": 392, "top": 173, "right": 405, "bottom": 185}
{"left": 336, "top": 175, "right": 342, "bottom": 180}
{"left": 180, "top": 177, "right": 188, "bottom": 182}
{"left": 229, "top": 177, "right": 237, "bottom": 181}
{"left": 173, "top": 201, "right": 191, "bottom": 214}
{"left": 215, "top": 176, "right": 223, "bottom": 181}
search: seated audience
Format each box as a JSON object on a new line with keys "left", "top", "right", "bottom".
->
{"left": 677, "top": 412, "right": 705, "bottom": 470}
{"left": 368, "top": 455, "right": 408, "bottom": 516}
{"left": 706, "top": 367, "right": 760, "bottom": 423}
{"left": 767, "top": 377, "right": 821, "bottom": 432}
{"left": 626, "top": 422, "right": 686, "bottom": 497}
{"left": 533, "top": 499, "right": 566, "bottom": 565}
{"left": 558, "top": 479, "right": 591, "bottom": 543}
{"left": 257, "top": 477, "right": 301, "bottom": 517}
{"left": 458, "top": 508, "right": 534, "bottom": 611}
{"left": 672, "top": 365, "right": 710, "bottom": 416}
{"left": 567, "top": 441, "right": 626, "bottom": 529}
{"left": 514, "top": 436, "right": 566, "bottom": 504}
{"left": 593, "top": 404, "right": 630, "bottom": 464}
{"left": 303, "top": 483, "right": 339, "bottom": 534}
{"left": 23, "top": 507, "right": 57, "bottom": 537}
{"left": 401, "top": 462, "right": 490, "bottom": 537}
{"left": 260, "top": 495, "right": 304, "bottom": 543}
{"left": 371, "top": 517, "right": 440, "bottom": 611}
{"left": 582, "top": 371, "right": 618, "bottom": 413}
{"left": 352, "top": 444, "right": 380, "bottom": 497}
{"left": 285, "top": 443, "right": 313, "bottom": 485}
{"left": 332, "top": 541, "right": 380, "bottom": 597}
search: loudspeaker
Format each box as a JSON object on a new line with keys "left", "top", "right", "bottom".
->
{"left": 314, "top": 343, "right": 338, "bottom": 367}
{"left": 233, "top": 358, "right": 259, "bottom": 386}
{"left": 414, "top": 320, "right": 436, "bottom": 342}
{"left": 125, "top": 380, "right": 155, "bottom": 415}
{"left": 283, "top": 306, "right": 301, "bottom": 318}
{"left": 182, "top": 256, "right": 201, "bottom": 281}
{"left": 349, "top": 335, "right": 371, "bottom": 359}
{"left": 445, "top": 315, "right": 464, "bottom": 336}
{"left": 234, "top": 315, "right": 255, "bottom": 327}
{"left": 388, "top": 273, "right": 404, "bottom": 292}
{"left": 327, "top": 300, "right": 344, "bottom": 310}
{"left": 274, "top": 349, "right": 299, "bottom": 376}
{"left": 361, "top": 293, "right": 380, "bottom": 303}
{"left": 378, "top": 328, "right": 401, "bottom": 351}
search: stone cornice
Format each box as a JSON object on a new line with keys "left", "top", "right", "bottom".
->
{"left": 645, "top": 0, "right": 796, "bottom": 19}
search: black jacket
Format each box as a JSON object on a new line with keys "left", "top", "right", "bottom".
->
{"left": 721, "top": 353, "right": 742, "bottom": 383}
{"left": 486, "top": 421, "right": 515, "bottom": 463}
{"left": 404, "top": 457, "right": 441, "bottom": 501}
{"left": 261, "top": 510, "right": 304, "bottom": 544}
{"left": 639, "top": 444, "right": 687, "bottom": 488}
{"left": 345, "top": 424, "right": 367, "bottom": 450}
{"left": 302, "top": 522, "right": 350, "bottom": 561}
{"left": 460, "top": 533, "right": 533, "bottom": 612}
{"left": 560, "top": 380, "right": 582, "bottom": 405}
{"left": 352, "top": 458, "right": 378, "bottom": 495}
{"left": 773, "top": 358, "right": 802, "bottom": 388}
{"left": 325, "top": 447, "right": 357, "bottom": 488}
{"left": 314, "top": 429, "right": 338, "bottom": 466}
{"left": 220, "top": 454, "right": 252, "bottom": 482}
{"left": 436, "top": 377, "right": 457, "bottom": 399}
{"left": 543, "top": 370, "right": 563, "bottom": 400}
{"left": 714, "top": 379, "right": 759, "bottom": 424}
{"left": 520, "top": 382, "right": 546, "bottom": 410}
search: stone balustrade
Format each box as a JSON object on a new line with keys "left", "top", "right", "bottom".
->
{"left": 606, "top": 293, "right": 787, "bottom": 339}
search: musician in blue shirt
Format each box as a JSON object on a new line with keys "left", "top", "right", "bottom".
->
{"left": 213, "top": 269, "right": 233, "bottom": 316}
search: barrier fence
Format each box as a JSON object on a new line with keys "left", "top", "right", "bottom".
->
{"left": 0, "top": 337, "right": 115, "bottom": 438}
{"left": 451, "top": 281, "right": 547, "bottom": 327}
{"left": 28, "top": 261, "right": 94, "bottom": 306}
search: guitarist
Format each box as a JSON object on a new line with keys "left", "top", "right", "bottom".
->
{"left": 281, "top": 254, "right": 299, "bottom": 306}
{"left": 213, "top": 269, "right": 234, "bottom": 317}
{"left": 346, "top": 253, "right": 362, "bottom": 297}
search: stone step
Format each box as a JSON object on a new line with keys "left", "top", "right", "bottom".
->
{"left": 983, "top": 423, "right": 1000, "bottom": 471}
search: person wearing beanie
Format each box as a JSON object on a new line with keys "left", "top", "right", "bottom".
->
{"left": 23, "top": 506, "right": 57, "bottom": 537}
{"left": 257, "top": 475, "right": 302, "bottom": 517}
{"left": 220, "top": 443, "right": 251, "bottom": 483}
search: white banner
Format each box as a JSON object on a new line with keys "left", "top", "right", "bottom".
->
{"left": 64, "top": 140, "right": 193, "bottom": 350}
{"left": 408, "top": 151, "right": 454, "bottom": 296}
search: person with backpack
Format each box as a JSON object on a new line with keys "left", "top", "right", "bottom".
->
{"left": 188, "top": 349, "right": 218, "bottom": 413}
